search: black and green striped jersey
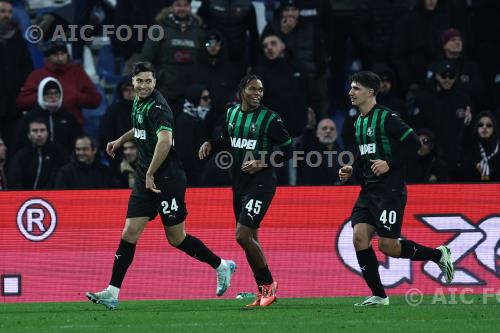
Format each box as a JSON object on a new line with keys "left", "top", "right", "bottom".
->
{"left": 216, "top": 104, "right": 292, "bottom": 191}
{"left": 354, "top": 104, "right": 414, "bottom": 190}
{"left": 131, "top": 90, "right": 180, "bottom": 174}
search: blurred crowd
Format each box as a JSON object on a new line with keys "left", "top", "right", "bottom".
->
{"left": 1, "top": 0, "right": 499, "bottom": 190}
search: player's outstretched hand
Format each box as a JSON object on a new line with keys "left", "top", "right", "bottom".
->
{"left": 339, "top": 166, "right": 353, "bottom": 182}
{"left": 198, "top": 141, "right": 212, "bottom": 160}
{"left": 370, "top": 159, "right": 390, "bottom": 176}
{"left": 106, "top": 139, "right": 121, "bottom": 158}
{"left": 145, "top": 173, "right": 161, "bottom": 193}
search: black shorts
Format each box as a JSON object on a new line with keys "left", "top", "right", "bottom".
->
{"left": 233, "top": 185, "right": 275, "bottom": 229}
{"left": 351, "top": 190, "right": 407, "bottom": 239}
{"left": 127, "top": 170, "right": 187, "bottom": 226}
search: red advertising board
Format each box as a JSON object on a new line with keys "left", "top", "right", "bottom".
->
{"left": 1, "top": 185, "right": 499, "bottom": 303}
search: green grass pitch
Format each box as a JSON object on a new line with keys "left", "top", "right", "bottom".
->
{"left": 1, "top": 296, "right": 499, "bottom": 333}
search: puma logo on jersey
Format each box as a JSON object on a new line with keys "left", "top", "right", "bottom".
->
{"left": 231, "top": 137, "right": 257, "bottom": 150}
{"left": 359, "top": 143, "right": 376, "bottom": 155}
{"left": 134, "top": 128, "right": 146, "bottom": 140}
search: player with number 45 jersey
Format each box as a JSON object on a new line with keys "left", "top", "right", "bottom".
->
{"left": 339, "top": 71, "right": 455, "bottom": 307}
{"left": 199, "top": 75, "right": 292, "bottom": 307}
{"left": 85, "top": 62, "right": 236, "bottom": 310}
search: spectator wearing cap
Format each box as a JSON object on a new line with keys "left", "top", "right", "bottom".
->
{"left": 188, "top": 30, "right": 241, "bottom": 137}
{"left": 99, "top": 77, "right": 134, "bottom": 171}
{"left": 0, "top": 0, "right": 33, "bottom": 150}
{"left": 13, "top": 77, "right": 81, "bottom": 158}
{"left": 176, "top": 84, "right": 212, "bottom": 186}
{"left": 459, "top": 111, "right": 500, "bottom": 181}
{"left": 197, "top": 0, "right": 259, "bottom": 71}
{"left": 16, "top": 40, "right": 101, "bottom": 127}
{"left": 392, "top": 0, "right": 455, "bottom": 93}
{"left": 406, "top": 128, "right": 449, "bottom": 183}
{"left": 262, "top": 0, "right": 329, "bottom": 119}
{"left": 8, "top": 119, "right": 65, "bottom": 189}
{"left": 141, "top": 0, "right": 205, "bottom": 115}
{"left": 428, "top": 28, "right": 484, "bottom": 109}
{"left": 55, "top": 136, "right": 118, "bottom": 189}
{"left": 406, "top": 59, "right": 473, "bottom": 179}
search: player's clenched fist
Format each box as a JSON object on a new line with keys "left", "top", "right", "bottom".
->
{"left": 339, "top": 166, "right": 353, "bottom": 182}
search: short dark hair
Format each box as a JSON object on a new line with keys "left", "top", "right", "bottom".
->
{"left": 350, "top": 71, "right": 381, "bottom": 96}
{"left": 237, "top": 74, "right": 263, "bottom": 101}
{"left": 76, "top": 135, "right": 97, "bottom": 150}
{"left": 28, "top": 118, "right": 48, "bottom": 132}
{"left": 132, "top": 62, "right": 156, "bottom": 78}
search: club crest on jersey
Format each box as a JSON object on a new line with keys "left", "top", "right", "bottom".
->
{"left": 137, "top": 114, "right": 143, "bottom": 124}
{"left": 250, "top": 123, "right": 257, "bottom": 133}
{"left": 231, "top": 137, "right": 257, "bottom": 150}
{"left": 367, "top": 127, "right": 374, "bottom": 137}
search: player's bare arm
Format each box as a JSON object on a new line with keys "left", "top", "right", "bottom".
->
{"left": 146, "top": 130, "right": 172, "bottom": 193}
{"left": 107, "top": 129, "right": 134, "bottom": 158}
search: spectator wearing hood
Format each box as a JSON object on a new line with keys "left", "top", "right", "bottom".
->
{"left": 99, "top": 77, "right": 134, "bottom": 170}
{"left": 176, "top": 84, "right": 212, "bottom": 186}
{"left": 55, "top": 136, "right": 118, "bottom": 189}
{"left": 0, "top": 0, "right": 33, "bottom": 149}
{"left": 14, "top": 77, "right": 81, "bottom": 158}
{"left": 459, "top": 111, "right": 500, "bottom": 181}
{"left": 406, "top": 128, "right": 449, "bottom": 183}
{"left": 140, "top": 0, "right": 206, "bottom": 115}
{"left": 16, "top": 40, "right": 101, "bottom": 126}
{"left": 188, "top": 31, "right": 242, "bottom": 137}
{"left": 8, "top": 118, "right": 64, "bottom": 189}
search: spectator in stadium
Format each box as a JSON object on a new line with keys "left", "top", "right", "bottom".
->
{"left": 299, "top": 111, "right": 340, "bottom": 185}
{"left": 392, "top": 0, "right": 455, "bottom": 93}
{"left": 16, "top": 40, "right": 101, "bottom": 127}
{"left": 8, "top": 119, "right": 64, "bottom": 189}
{"left": 188, "top": 30, "right": 241, "bottom": 138}
{"left": 197, "top": 0, "right": 259, "bottom": 71}
{"left": 140, "top": 0, "right": 205, "bottom": 115}
{"left": 263, "top": 0, "right": 329, "bottom": 119}
{"left": 99, "top": 77, "right": 134, "bottom": 171}
{"left": 14, "top": 77, "right": 80, "bottom": 158}
{"left": 406, "top": 128, "right": 449, "bottom": 183}
{"left": 428, "top": 28, "right": 484, "bottom": 109}
{"left": 114, "top": 0, "right": 170, "bottom": 74}
{"left": 406, "top": 59, "right": 472, "bottom": 179}
{"left": 55, "top": 136, "right": 118, "bottom": 189}
{"left": 176, "top": 84, "right": 212, "bottom": 186}
{"left": 251, "top": 33, "right": 315, "bottom": 138}
{"left": 459, "top": 111, "right": 499, "bottom": 181}
{"left": 0, "top": 0, "right": 33, "bottom": 149}
{"left": 0, "top": 136, "right": 7, "bottom": 190}
{"left": 119, "top": 140, "right": 138, "bottom": 189}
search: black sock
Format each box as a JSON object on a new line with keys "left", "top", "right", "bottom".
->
{"left": 109, "top": 239, "right": 136, "bottom": 288}
{"left": 356, "top": 247, "right": 386, "bottom": 298}
{"left": 400, "top": 240, "right": 442, "bottom": 262}
{"left": 176, "top": 234, "right": 222, "bottom": 269}
{"left": 257, "top": 266, "right": 273, "bottom": 285}
{"left": 254, "top": 274, "right": 264, "bottom": 289}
